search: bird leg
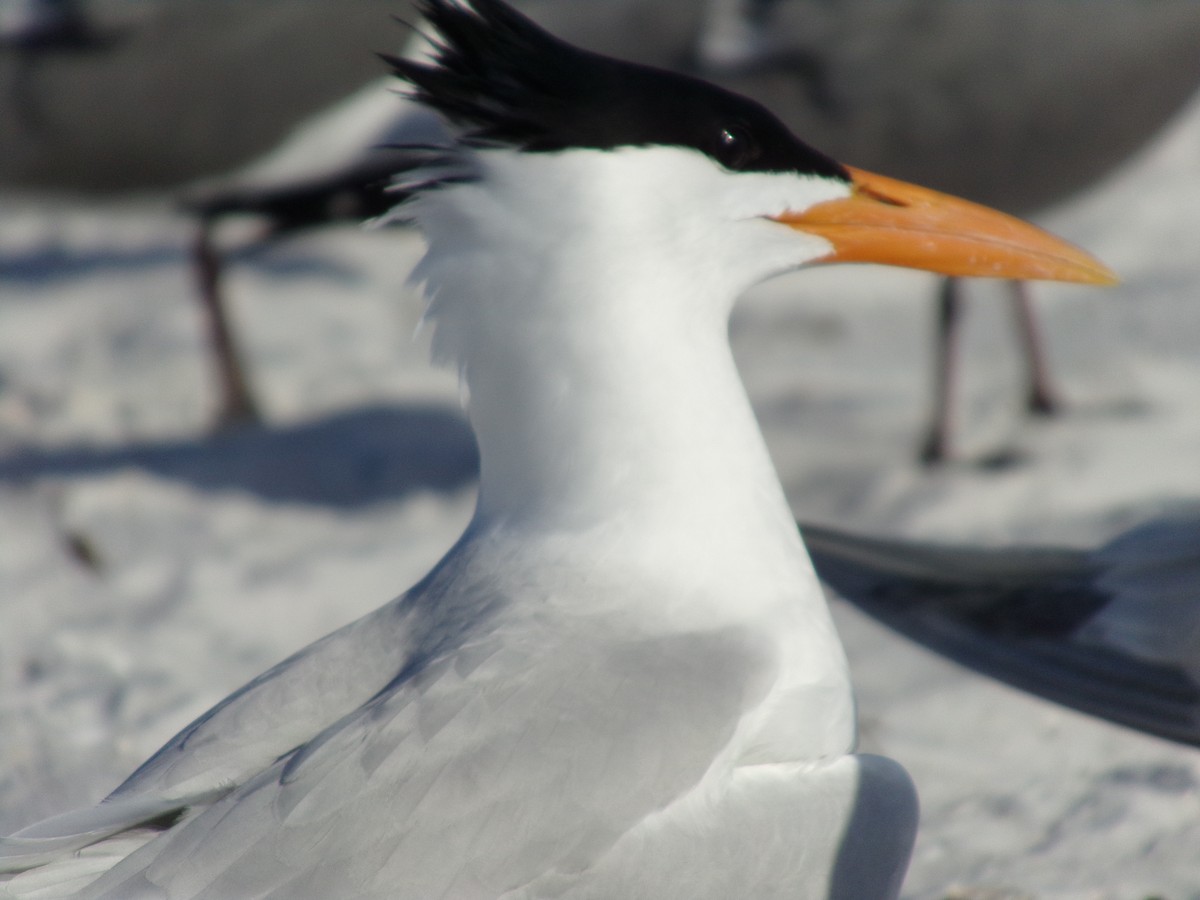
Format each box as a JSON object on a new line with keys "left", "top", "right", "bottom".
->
{"left": 191, "top": 219, "right": 261, "bottom": 430}
{"left": 1009, "top": 280, "right": 1060, "bottom": 416}
{"left": 919, "top": 276, "right": 964, "bottom": 465}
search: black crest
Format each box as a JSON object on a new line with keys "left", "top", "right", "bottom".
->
{"left": 384, "top": 0, "right": 848, "bottom": 179}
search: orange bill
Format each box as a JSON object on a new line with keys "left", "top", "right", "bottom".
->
{"left": 775, "top": 166, "right": 1118, "bottom": 285}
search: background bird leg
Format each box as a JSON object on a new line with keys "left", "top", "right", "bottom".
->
{"left": 191, "top": 219, "right": 261, "bottom": 430}
{"left": 1010, "top": 279, "right": 1060, "bottom": 416}
{"left": 919, "top": 276, "right": 964, "bottom": 465}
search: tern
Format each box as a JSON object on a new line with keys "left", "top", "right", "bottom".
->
{"left": 0, "top": 1, "right": 1114, "bottom": 896}
{"left": 803, "top": 513, "right": 1200, "bottom": 747}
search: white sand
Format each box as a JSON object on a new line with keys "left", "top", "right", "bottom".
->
{"left": 1, "top": 91, "right": 1198, "bottom": 899}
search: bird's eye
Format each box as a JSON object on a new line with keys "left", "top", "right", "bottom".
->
{"left": 712, "top": 123, "right": 759, "bottom": 170}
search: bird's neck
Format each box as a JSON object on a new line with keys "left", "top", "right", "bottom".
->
{"left": 464, "top": 300, "right": 792, "bottom": 539}
{"left": 412, "top": 175, "right": 809, "bottom": 593}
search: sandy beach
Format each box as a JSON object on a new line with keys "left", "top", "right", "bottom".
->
{"left": 2, "top": 14, "right": 1199, "bottom": 897}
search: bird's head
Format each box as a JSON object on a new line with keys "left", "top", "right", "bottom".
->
{"left": 385, "top": 0, "right": 1115, "bottom": 312}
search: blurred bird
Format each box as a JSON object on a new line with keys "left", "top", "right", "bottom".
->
{"left": 0, "top": 0, "right": 93, "bottom": 49}
{"left": 0, "top": 0, "right": 1113, "bottom": 895}
{"left": 183, "top": 82, "right": 441, "bottom": 426}
{"left": 803, "top": 512, "right": 1200, "bottom": 746}
{"left": 0, "top": 0, "right": 116, "bottom": 129}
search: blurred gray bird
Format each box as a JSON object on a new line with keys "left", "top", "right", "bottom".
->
{"left": 1, "top": 0, "right": 115, "bottom": 129}
{"left": 0, "top": 0, "right": 91, "bottom": 48}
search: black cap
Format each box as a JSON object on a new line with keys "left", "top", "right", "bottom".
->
{"left": 384, "top": 0, "right": 849, "bottom": 180}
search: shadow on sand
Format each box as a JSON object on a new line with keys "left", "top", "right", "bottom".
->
{"left": 0, "top": 239, "right": 362, "bottom": 286}
{"left": 0, "top": 403, "right": 479, "bottom": 508}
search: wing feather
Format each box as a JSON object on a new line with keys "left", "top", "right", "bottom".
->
{"left": 83, "top": 623, "right": 772, "bottom": 899}
{"left": 803, "top": 516, "right": 1200, "bottom": 746}
{"left": 111, "top": 601, "right": 416, "bottom": 803}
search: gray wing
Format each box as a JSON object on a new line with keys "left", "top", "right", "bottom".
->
{"left": 0, "top": 600, "right": 415, "bottom": 883}
{"left": 1083, "top": 513, "right": 1200, "bottom": 674}
{"left": 109, "top": 601, "right": 416, "bottom": 802}
{"left": 83, "top": 623, "right": 772, "bottom": 900}
{"left": 801, "top": 516, "right": 1200, "bottom": 747}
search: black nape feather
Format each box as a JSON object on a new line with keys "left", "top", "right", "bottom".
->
{"left": 383, "top": 0, "right": 848, "bottom": 180}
